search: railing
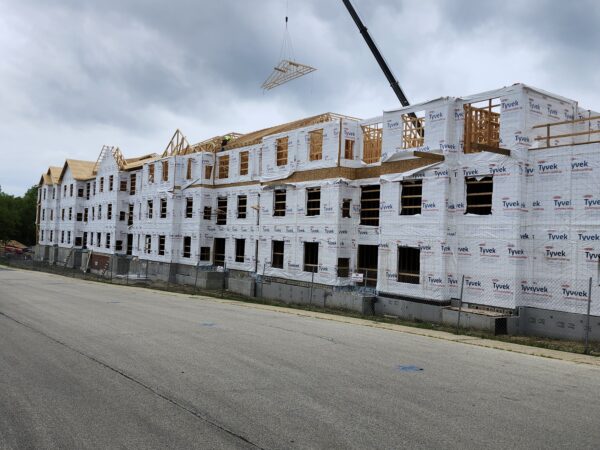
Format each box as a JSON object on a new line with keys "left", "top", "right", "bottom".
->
{"left": 532, "top": 115, "right": 600, "bottom": 149}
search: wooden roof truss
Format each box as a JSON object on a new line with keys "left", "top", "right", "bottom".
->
{"left": 261, "top": 59, "right": 316, "bottom": 91}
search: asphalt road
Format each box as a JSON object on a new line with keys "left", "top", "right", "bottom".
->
{"left": 1, "top": 267, "right": 599, "bottom": 449}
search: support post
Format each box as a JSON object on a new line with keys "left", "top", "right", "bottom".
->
{"left": 309, "top": 270, "right": 315, "bottom": 305}
{"left": 194, "top": 260, "right": 200, "bottom": 292}
{"left": 585, "top": 276, "right": 592, "bottom": 354}
{"left": 456, "top": 275, "right": 465, "bottom": 334}
{"left": 221, "top": 262, "right": 226, "bottom": 298}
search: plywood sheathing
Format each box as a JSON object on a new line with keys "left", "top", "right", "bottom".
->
{"left": 58, "top": 159, "right": 96, "bottom": 182}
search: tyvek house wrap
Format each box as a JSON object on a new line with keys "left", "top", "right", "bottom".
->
{"left": 376, "top": 84, "right": 600, "bottom": 316}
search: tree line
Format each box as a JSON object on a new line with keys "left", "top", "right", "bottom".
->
{"left": 0, "top": 186, "right": 38, "bottom": 246}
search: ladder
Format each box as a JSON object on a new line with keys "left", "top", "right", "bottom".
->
{"left": 62, "top": 248, "right": 74, "bottom": 267}
{"left": 83, "top": 250, "right": 93, "bottom": 273}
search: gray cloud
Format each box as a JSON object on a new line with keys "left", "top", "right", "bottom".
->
{"left": 0, "top": 0, "right": 598, "bottom": 195}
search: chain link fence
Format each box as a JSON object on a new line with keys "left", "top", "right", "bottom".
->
{"left": 1, "top": 253, "right": 598, "bottom": 353}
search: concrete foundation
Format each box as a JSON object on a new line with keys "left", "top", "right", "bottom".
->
{"left": 375, "top": 296, "right": 444, "bottom": 323}
{"left": 23, "top": 246, "right": 600, "bottom": 342}
{"left": 512, "top": 307, "right": 600, "bottom": 342}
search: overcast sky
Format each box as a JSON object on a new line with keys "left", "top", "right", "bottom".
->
{"left": 1, "top": 0, "right": 598, "bottom": 195}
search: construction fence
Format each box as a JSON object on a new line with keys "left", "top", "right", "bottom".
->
{"left": 1, "top": 252, "right": 599, "bottom": 353}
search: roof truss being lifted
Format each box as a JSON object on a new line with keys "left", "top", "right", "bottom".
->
{"left": 261, "top": 59, "right": 316, "bottom": 90}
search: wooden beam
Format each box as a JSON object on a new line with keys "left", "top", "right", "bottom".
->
{"left": 413, "top": 151, "right": 445, "bottom": 161}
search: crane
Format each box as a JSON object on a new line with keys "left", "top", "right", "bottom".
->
{"left": 342, "top": 0, "right": 411, "bottom": 108}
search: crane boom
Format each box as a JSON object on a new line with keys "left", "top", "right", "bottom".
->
{"left": 342, "top": 0, "right": 411, "bottom": 107}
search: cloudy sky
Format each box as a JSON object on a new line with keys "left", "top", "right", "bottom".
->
{"left": 1, "top": 0, "right": 598, "bottom": 195}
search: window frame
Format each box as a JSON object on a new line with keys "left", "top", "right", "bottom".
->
{"left": 465, "top": 176, "right": 493, "bottom": 215}
{"left": 239, "top": 151, "right": 249, "bottom": 176}
{"left": 235, "top": 239, "right": 245, "bottom": 263}
{"left": 276, "top": 137, "right": 288, "bottom": 166}
{"left": 303, "top": 241, "right": 319, "bottom": 273}
{"left": 183, "top": 236, "right": 191, "bottom": 258}
{"left": 272, "top": 240, "right": 284, "bottom": 269}
{"left": 306, "top": 187, "right": 321, "bottom": 217}
{"left": 400, "top": 179, "right": 422, "bottom": 216}
{"left": 237, "top": 195, "right": 247, "bottom": 219}
{"left": 397, "top": 246, "right": 420, "bottom": 284}
{"left": 309, "top": 129, "right": 324, "bottom": 161}
{"left": 360, "top": 185, "right": 380, "bottom": 226}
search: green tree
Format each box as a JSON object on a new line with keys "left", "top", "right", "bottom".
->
{"left": 0, "top": 186, "right": 38, "bottom": 245}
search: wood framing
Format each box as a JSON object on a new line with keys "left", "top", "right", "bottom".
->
{"left": 463, "top": 101, "right": 504, "bottom": 154}
{"left": 532, "top": 115, "right": 600, "bottom": 149}
{"left": 344, "top": 139, "right": 354, "bottom": 160}
{"left": 224, "top": 113, "right": 359, "bottom": 151}
{"left": 276, "top": 137, "right": 288, "bottom": 166}
{"left": 239, "top": 151, "right": 249, "bottom": 175}
{"left": 309, "top": 129, "right": 323, "bottom": 161}
{"left": 217, "top": 155, "right": 229, "bottom": 179}
{"left": 362, "top": 123, "right": 382, "bottom": 164}
{"left": 162, "top": 129, "right": 190, "bottom": 157}
{"left": 402, "top": 114, "right": 425, "bottom": 149}
{"left": 261, "top": 59, "right": 316, "bottom": 91}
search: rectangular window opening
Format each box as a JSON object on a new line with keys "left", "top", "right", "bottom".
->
{"left": 235, "top": 239, "right": 245, "bottom": 263}
{"left": 360, "top": 185, "right": 380, "bottom": 226}
{"left": 306, "top": 187, "right": 320, "bottom": 216}
{"left": 147, "top": 200, "right": 153, "bottom": 219}
{"left": 357, "top": 245, "right": 378, "bottom": 287}
{"left": 344, "top": 139, "right": 354, "bottom": 160}
{"left": 158, "top": 235, "right": 165, "bottom": 256}
{"left": 162, "top": 161, "right": 169, "bottom": 182}
{"left": 183, "top": 236, "right": 191, "bottom": 258}
{"left": 239, "top": 151, "right": 249, "bottom": 176}
{"left": 337, "top": 257, "right": 350, "bottom": 278}
{"left": 216, "top": 197, "right": 227, "bottom": 225}
{"left": 309, "top": 129, "right": 323, "bottom": 161}
{"left": 272, "top": 240, "right": 284, "bottom": 269}
{"left": 400, "top": 180, "right": 422, "bottom": 215}
{"left": 465, "top": 176, "right": 493, "bottom": 215}
{"left": 273, "top": 189, "right": 286, "bottom": 217}
{"left": 160, "top": 198, "right": 167, "bottom": 218}
{"left": 276, "top": 137, "right": 288, "bottom": 166}
{"left": 303, "top": 242, "right": 319, "bottom": 273}
{"left": 237, "top": 195, "right": 247, "bottom": 219}
{"left": 186, "top": 159, "right": 193, "bottom": 180}
{"left": 148, "top": 164, "right": 155, "bottom": 183}
{"left": 361, "top": 123, "right": 382, "bottom": 164}
{"left": 204, "top": 165, "right": 213, "bottom": 180}
{"left": 203, "top": 206, "right": 212, "bottom": 220}
{"left": 186, "top": 198, "right": 193, "bottom": 218}
{"left": 342, "top": 199, "right": 351, "bottom": 218}
{"left": 214, "top": 238, "right": 226, "bottom": 267}
{"left": 200, "top": 247, "right": 210, "bottom": 261}
{"left": 129, "top": 174, "right": 136, "bottom": 195}
{"left": 402, "top": 112, "right": 425, "bottom": 149}
{"left": 463, "top": 98, "right": 501, "bottom": 153}
{"left": 397, "top": 246, "right": 420, "bottom": 284}
{"left": 218, "top": 155, "right": 229, "bottom": 179}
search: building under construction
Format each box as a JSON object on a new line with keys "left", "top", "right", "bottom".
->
{"left": 36, "top": 83, "right": 600, "bottom": 340}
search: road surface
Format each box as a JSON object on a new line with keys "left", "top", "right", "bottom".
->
{"left": 1, "top": 267, "right": 599, "bottom": 449}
